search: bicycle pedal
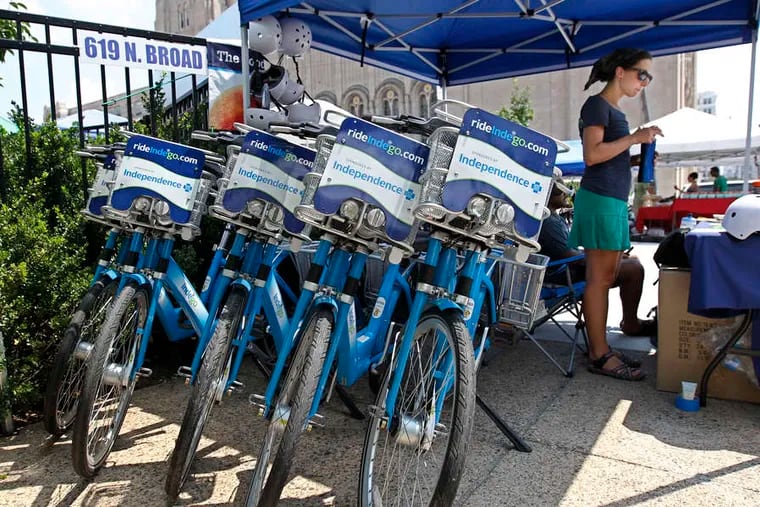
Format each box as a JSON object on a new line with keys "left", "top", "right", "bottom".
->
{"left": 136, "top": 367, "right": 153, "bottom": 378}
{"left": 307, "top": 413, "right": 325, "bottom": 431}
{"left": 249, "top": 393, "right": 267, "bottom": 416}
{"left": 177, "top": 365, "right": 192, "bottom": 378}
{"left": 225, "top": 381, "right": 243, "bottom": 395}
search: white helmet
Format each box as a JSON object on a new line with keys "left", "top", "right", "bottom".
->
{"left": 245, "top": 108, "right": 287, "bottom": 131}
{"left": 722, "top": 194, "right": 760, "bottom": 240}
{"left": 249, "top": 16, "right": 282, "bottom": 55}
{"left": 279, "top": 17, "right": 312, "bottom": 57}
{"left": 265, "top": 65, "right": 305, "bottom": 105}
{"left": 287, "top": 102, "right": 321, "bottom": 124}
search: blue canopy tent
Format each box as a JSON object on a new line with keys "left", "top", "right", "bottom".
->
{"left": 555, "top": 139, "right": 585, "bottom": 176}
{"left": 237, "top": 0, "right": 760, "bottom": 186}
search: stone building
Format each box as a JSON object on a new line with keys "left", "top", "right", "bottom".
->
{"left": 155, "top": 1, "right": 696, "bottom": 141}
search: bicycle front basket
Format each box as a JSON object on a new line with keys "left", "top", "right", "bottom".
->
{"left": 496, "top": 252, "right": 549, "bottom": 329}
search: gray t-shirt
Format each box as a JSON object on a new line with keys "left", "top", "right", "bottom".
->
{"left": 578, "top": 95, "right": 631, "bottom": 202}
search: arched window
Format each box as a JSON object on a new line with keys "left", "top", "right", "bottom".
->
{"left": 314, "top": 92, "right": 337, "bottom": 105}
{"left": 382, "top": 88, "right": 400, "bottom": 116}
{"left": 178, "top": 3, "right": 190, "bottom": 30}
{"left": 348, "top": 94, "right": 365, "bottom": 117}
{"left": 418, "top": 83, "right": 435, "bottom": 118}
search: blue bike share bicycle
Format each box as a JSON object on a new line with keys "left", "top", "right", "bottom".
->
{"left": 164, "top": 124, "right": 324, "bottom": 499}
{"left": 69, "top": 133, "right": 234, "bottom": 477}
{"left": 242, "top": 108, "right": 486, "bottom": 506}
{"left": 355, "top": 104, "right": 560, "bottom": 505}
{"left": 43, "top": 144, "right": 128, "bottom": 437}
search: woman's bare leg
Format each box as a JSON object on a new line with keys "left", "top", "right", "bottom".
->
{"left": 581, "top": 249, "right": 645, "bottom": 377}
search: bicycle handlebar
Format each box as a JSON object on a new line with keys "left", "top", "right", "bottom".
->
{"left": 362, "top": 114, "right": 456, "bottom": 137}
{"left": 268, "top": 122, "right": 339, "bottom": 138}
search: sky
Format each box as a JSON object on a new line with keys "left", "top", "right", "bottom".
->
{"left": 2, "top": 1, "right": 760, "bottom": 130}
{"left": 0, "top": 0, "right": 156, "bottom": 122}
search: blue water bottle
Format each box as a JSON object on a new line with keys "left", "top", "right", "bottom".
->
{"left": 638, "top": 140, "right": 656, "bottom": 183}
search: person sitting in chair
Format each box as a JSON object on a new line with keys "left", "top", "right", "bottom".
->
{"left": 538, "top": 181, "right": 656, "bottom": 338}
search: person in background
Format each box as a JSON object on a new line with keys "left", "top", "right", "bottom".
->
{"left": 539, "top": 181, "right": 656, "bottom": 344}
{"left": 710, "top": 166, "right": 728, "bottom": 192}
{"left": 674, "top": 172, "right": 699, "bottom": 194}
{"left": 572, "top": 47, "right": 663, "bottom": 381}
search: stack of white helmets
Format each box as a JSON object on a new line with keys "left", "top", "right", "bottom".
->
{"left": 246, "top": 15, "right": 321, "bottom": 130}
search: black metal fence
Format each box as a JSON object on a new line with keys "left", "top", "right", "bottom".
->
{"left": 0, "top": 9, "right": 210, "bottom": 203}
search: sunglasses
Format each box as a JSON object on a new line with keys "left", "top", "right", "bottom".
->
{"left": 629, "top": 67, "right": 653, "bottom": 83}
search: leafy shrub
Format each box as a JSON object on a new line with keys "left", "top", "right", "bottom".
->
{"left": 0, "top": 110, "right": 98, "bottom": 416}
{"left": 0, "top": 189, "right": 90, "bottom": 414}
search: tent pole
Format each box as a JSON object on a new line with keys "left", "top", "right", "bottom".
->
{"left": 242, "top": 24, "right": 250, "bottom": 113}
{"left": 742, "top": 29, "right": 758, "bottom": 192}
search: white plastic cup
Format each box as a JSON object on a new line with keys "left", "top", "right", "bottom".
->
{"left": 681, "top": 381, "right": 698, "bottom": 401}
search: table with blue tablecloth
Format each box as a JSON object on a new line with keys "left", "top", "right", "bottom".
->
{"left": 683, "top": 225, "right": 760, "bottom": 406}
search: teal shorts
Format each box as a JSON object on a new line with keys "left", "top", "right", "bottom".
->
{"left": 568, "top": 187, "right": 631, "bottom": 251}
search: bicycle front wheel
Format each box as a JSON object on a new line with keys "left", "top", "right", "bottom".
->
{"left": 246, "top": 306, "right": 333, "bottom": 507}
{"left": 165, "top": 287, "right": 245, "bottom": 500}
{"left": 43, "top": 277, "right": 118, "bottom": 436}
{"left": 71, "top": 281, "right": 149, "bottom": 478}
{"left": 358, "top": 309, "right": 476, "bottom": 506}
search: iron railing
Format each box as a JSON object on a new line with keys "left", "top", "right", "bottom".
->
{"left": 0, "top": 9, "right": 210, "bottom": 202}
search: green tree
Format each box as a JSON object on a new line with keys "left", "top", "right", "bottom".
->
{"left": 0, "top": 2, "right": 35, "bottom": 87}
{"left": 128, "top": 74, "right": 205, "bottom": 144}
{"left": 498, "top": 80, "right": 534, "bottom": 127}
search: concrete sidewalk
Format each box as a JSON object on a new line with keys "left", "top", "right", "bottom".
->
{"left": 0, "top": 243, "right": 758, "bottom": 506}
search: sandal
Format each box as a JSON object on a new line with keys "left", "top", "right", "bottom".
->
{"left": 621, "top": 318, "right": 657, "bottom": 337}
{"left": 588, "top": 351, "right": 646, "bottom": 381}
{"left": 611, "top": 349, "right": 642, "bottom": 368}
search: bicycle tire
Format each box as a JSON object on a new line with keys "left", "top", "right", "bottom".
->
{"left": 71, "top": 282, "right": 149, "bottom": 478}
{"left": 358, "top": 309, "right": 476, "bottom": 506}
{"left": 43, "top": 278, "right": 118, "bottom": 436}
{"left": 165, "top": 287, "right": 245, "bottom": 500}
{"left": 246, "top": 306, "right": 333, "bottom": 507}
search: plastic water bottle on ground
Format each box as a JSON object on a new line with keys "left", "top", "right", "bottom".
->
{"left": 722, "top": 354, "right": 759, "bottom": 387}
{"left": 679, "top": 213, "right": 697, "bottom": 231}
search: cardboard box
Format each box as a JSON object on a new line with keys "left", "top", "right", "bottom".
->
{"left": 657, "top": 268, "right": 760, "bottom": 404}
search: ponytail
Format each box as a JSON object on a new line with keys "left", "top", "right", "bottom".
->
{"left": 584, "top": 48, "right": 652, "bottom": 90}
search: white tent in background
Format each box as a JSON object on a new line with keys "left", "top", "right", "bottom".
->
{"left": 56, "top": 109, "right": 130, "bottom": 130}
{"left": 630, "top": 107, "right": 760, "bottom": 168}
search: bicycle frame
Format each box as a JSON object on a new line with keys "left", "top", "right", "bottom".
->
{"left": 193, "top": 235, "right": 299, "bottom": 390}
{"left": 110, "top": 230, "right": 232, "bottom": 383}
{"left": 261, "top": 237, "right": 335, "bottom": 413}
{"left": 384, "top": 235, "right": 464, "bottom": 421}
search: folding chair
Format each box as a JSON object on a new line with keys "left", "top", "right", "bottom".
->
{"left": 517, "top": 254, "right": 589, "bottom": 377}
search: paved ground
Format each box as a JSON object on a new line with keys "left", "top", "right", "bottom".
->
{"left": 1, "top": 243, "right": 759, "bottom": 506}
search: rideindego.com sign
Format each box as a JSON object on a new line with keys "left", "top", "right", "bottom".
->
{"left": 77, "top": 30, "right": 207, "bottom": 75}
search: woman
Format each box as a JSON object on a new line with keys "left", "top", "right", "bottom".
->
{"left": 674, "top": 172, "right": 699, "bottom": 194}
{"left": 571, "top": 48, "right": 663, "bottom": 381}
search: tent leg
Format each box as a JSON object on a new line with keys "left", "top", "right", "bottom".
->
{"left": 242, "top": 25, "right": 250, "bottom": 113}
{"left": 742, "top": 29, "right": 758, "bottom": 192}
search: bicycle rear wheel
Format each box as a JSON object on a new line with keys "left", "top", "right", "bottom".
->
{"left": 165, "top": 287, "right": 245, "bottom": 500}
{"left": 71, "top": 281, "right": 149, "bottom": 478}
{"left": 246, "top": 306, "right": 333, "bottom": 507}
{"left": 43, "top": 277, "right": 118, "bottom": 436}
{"left": 358, "top": 309, "right": 476, "bottom": 506}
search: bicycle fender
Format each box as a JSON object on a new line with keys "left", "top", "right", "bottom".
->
{"left": 311, "top": 295, "right": 338, "bottom": 313}
{"left": 122, "top": 272, "right": 150, "bottom": 288}
{"left": 97, "top": 269, "right": 120, "bottom": 283}
{"left": 428, "top": 298, "right": 463, "bottom": 316}
{"left": 230, "top": 278, "right": 253, "bottom": 294}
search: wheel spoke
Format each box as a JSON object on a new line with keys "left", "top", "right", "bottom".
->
{"left": 359, "top": 312, "right": 475, "bottom": 506}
